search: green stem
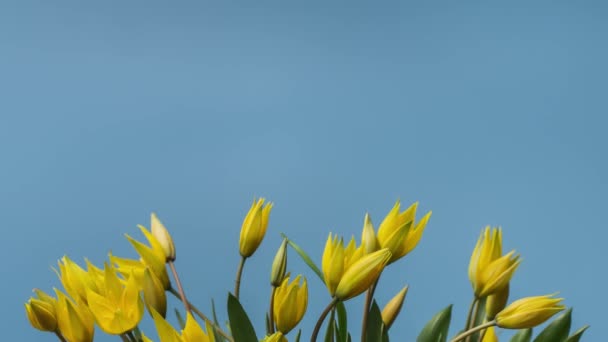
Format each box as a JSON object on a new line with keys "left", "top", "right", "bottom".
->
{"left": 361, "top": 278, "right": 380, "bottom": 342}
{"left": 464, "top": 297, "right": 479, "bottom": 342}
{"left": 268, "top": 286, "right": 277, "bottom": 334}
{"left": 119, "top": 334, "right": 131, "bottom": 342}
{"left": 310, "top": 298, "right": 339, "bottom": 342}
{"left": 234, "top": 256, "right": 246, "bottom": 300}
{"left": 54, "top": 332, "right": 67, "bottom": 342}
{"left": 168, "top": 287, "right": 234, "bottom": 342}
{"left": 169, "top": 261, "right": 191, "bottom": 313}
{"left": 449, "top": 321, "right": 496, "bottom": 342}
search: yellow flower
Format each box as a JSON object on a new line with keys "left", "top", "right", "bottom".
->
{"left": 270, "top": 239, "right": 288, "bottom": 287}
{"left": 273, "top": 275, "right": 308, "bottom": 334}
{"left": 361, "top": 213, "right": 378, "bottom": 255}
{"left": 262, "top": 332, "right": 287, "bottom": 342}
{"left": 151, "top": 308, "right": 215, "bottom": 342}
{"left": 151, "top": 213, "right": 176, "bottom": 262}
{"left": 334, "top": 248, "right": 391, "bottom": 300}
{"left": 239, "top": 198, "right": 273, "bottom": 257}
{"left": 124, "top": 225, "right": 171, "bottom": 289}
{"left": 481, "top": 326, "right": 498, "bottom": 342}
{"left": 56, "top": 256, "right": 95, "bottom": 304}
{"left": 469, "top": 227, "right": 521, "bottom": 297}
{"left": 142, "top": 267, "right": 168, "bottom": 318}
{"left": 322, "top": 233, "right": 345, "bottom": 296}
{"left": 381, "top": 286, "right": 408, "bottom": 329}
{"left": 486, "top": 284, "right": 509, "bottom": 320}
{"left": 25, "top": 289, "right": 58, "bottom": 332}
{"left": 54, "top": 289, "right": 95, "bottom": 342}
{"left": 376, "top": 201, "right": 431, "bottom": 264}
{"left": 495, "top": 294, "right": 565, "bottom": 329}
{"left": 85, "top": 263, "right": 144, "bottom": 335}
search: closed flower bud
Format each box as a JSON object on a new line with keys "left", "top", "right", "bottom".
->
{"left": 322, "top": 233, "right": 345, "bottom": 296}
{"left": 270, "top": 239, "right": 288, "bottom": 287}
{"left": 273, "top": 275, "right": 308, "bottom": 334}
{"left": 361, "top": 213, "right": 378, "bottom": 255}
{"left": 25, "top": 290, "right": 58, "bottom": 332}
{"left": 151, "top": 213, "right": 176, "bottom": 262}
{"left": 495, "top": 294, "right": 565, "bottom": 329}
{"left": 335, "top": 248, "right": 391, "bottom": 300}
{"left": 143, "top": 268, "right": 167, "bottom": 318}
{"left": 486, "top": 284, "right": 509, "bottom": 320}
{"left": 381, "top": 285, "right": 408, "bottom": 329}
{"left": 239, "top": 198, "right": 273, "bottom": 258}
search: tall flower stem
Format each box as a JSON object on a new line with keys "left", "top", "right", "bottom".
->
{"left": 234, "top": 256, "right": 247, "bottom": 300}
{"left": 465, "top": 298, "right": 481, "bottom": 342}
{"left": 268, "top": 286, "right": 277, "bottom": 334}
{"left": 463, "top": 297, "right": 479, "bottom": 342}
{"left": 55, "top": 332, "right": 67, "bottom": 342}
{"left": 311, "top": 298, "right": 339, "bottom": 342}
{"left": 119, "top": 334, "right": 131, "bottom": 342}
{"left": 449, "top": 320, "right": 496, "bottom": 342}
{"left": 168, "top": 287, "right": 234, "bottom": 342}
{"left": 361, "top": 277, "right": 380, "bottom": 342}
{"left": 169, "top": 261, "right": 191, "bottom": 313}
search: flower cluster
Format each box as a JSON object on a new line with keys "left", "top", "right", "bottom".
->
{"left": 26, "top": 198, "right": 588, "bottom": 342}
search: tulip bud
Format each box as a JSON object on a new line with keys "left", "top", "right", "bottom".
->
{"left": 322, "top": 233, "right": 345, "bottom": 296}
{"left": 495, "top": 294, "right": 565, "bottom": 329}
{"left": 25, "top": 290, "right": 58, "bottom": 332}
{"left": 143, "top": 268, "right": 167, "bottom": 318}
{"left": 151, "top": 213, "right": 176, "bottom": 262}
{"left": 361, "top": 213, "right": 378, "bottom": 255}
{"left": 335, "top": 248, "right": 391, "bottom": 300}
{"left": 486, "top": 284, "right": 509, "bottom": 320}
{"left": 270, "top": 239, "right": 288, "bottom": 287}
{"left": 273, "top": 275, "right": 308, "bottom": 334}
{"left": 239, "top": 198, "right": 273, "bottom": 258}
{"left": 381, "top": 285, "right": 408, "bottom": 329}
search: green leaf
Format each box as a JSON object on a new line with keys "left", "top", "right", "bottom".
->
{"left": 366, "top": 301, "right": 385, "bottom": 342}
{"left": 295, "top": 329, "right": 302, "bottom": 342}
{"left": 510, "top": 329, "right": 532, "bottom": 342}
{"left": 533, "top": 308, "right": 572, "bottom": 342}
{"left": 417, "top": 305, "right": 452, "bottom": 342}
{"left": 175, "top": 308, "right": 186, "bottom": 330}
{"left": 227, "top": 293, "right": 258, "bottom": 342}
{"left": 565, "top": 325, "right": 590, "bottom": 342}
{"left": 336, "top": 301, "right": 348, "bottom": 342}
{"left": 281, "top": 233, "right": 324, "bottom": 282}
{"left": 211, "top": 298, "right": 220, "bottom": 326}
{"left": 325, "top": 307, "right": 336, "bottom": 342}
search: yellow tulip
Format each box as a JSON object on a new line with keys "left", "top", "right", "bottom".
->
{"left": 334, "top": 248, "right": 391, "bottom": 300}
{"left": 25, "top": 289, "right": 58, "bottom": 332}
{"left": 273, "top": 275, "right": 308, "bottom": 334}
{"left": 376, "top": 201, "right": 431, "bottom": 264}
{"left": 151, "top": 308, "right": 214, "bottom": 342}
{"left": 54, "top": 289, "right": 95, "bottom": 342}
{"left": 125, "top": 225, "right": 171, "bottom": 289}
{"left": 85, "top": 264, "right": 144, "bottom": 335}
{"left": 486, "top": 284, "right": 509, "bottom": 320}
{"left": 270, "top": 239, "right": 288, "bottom": 287}
{"left": 322, "top": 233, "right": 345, "bottom": 296}
{"left": 361, "top": 213, "right": 378, "bottom": 255}
{"left": 481, "top": 326, "right": 498, "bottom": 342}
{"left": 143, "top": 267, "right": 168, "bottom": 318}
{"left": 56, "top": 256, "right": 94, "bottom": 304}
{"left": 151, "top": 213, "right": 176, "bottom": 262}
{"left": 495, "top": 294, "right": 565, "bottom": 329}
{"left": 381, "top": 285, "right": 408, "bottom": 329}
{"left": 469, "top": 227, "right": 521, "bottom": 297}
{"left": 239, "top": 198, "right": 273, "bottom": 257}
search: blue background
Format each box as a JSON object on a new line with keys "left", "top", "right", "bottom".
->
{"left": 3, "top": 1, "right": 605, "bottom": 341}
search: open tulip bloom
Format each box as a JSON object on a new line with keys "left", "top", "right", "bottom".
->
{"left": 26, "top": 200, "right": 588, "bottom": 342}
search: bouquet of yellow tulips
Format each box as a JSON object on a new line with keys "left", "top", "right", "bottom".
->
{"left": 25, "top": 198, "right": 588, "bottom": 342}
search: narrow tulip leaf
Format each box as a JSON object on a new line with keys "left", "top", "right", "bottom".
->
{"left": 211, "top": 298, "right": 220, "bottom": 326}
{"left": 334, "top": 320, "right": 343, "bottom": 342}
{"left": 366, "top": 301, "right": 384, "bottom": 342}
{"left": 533, "top": 308, "right": 572, "bottom": 342}
{"left": 565, "top": 325, "right": 590, "bottom": 342}
{"left": 336, "top": 301, "right": 348, "bottom": 342}
{"left": 227, "top": 293, "right": 258, "bottom": 342}
{"left": 133, "top": 326, "right": 143, "bottom": 341}
{"left": 417, "top": 304, "right": 452, "bottom": 342}
{"left": 510, "top": 328, "right": 532, "bottom": 342}
{"left": 265, "top": 312, "right": 272, "bottom": 335}
{"left": 175, "top": 308, "right": 186, "bottom": 329}
{"left": 281, "top": 233, "right": 324, "bottom": 282}
{"left": 295, "top": 329, "right": 302, "bottom": 342}
{"left": 325, "top": 307, "right": 336, "bottom": 342}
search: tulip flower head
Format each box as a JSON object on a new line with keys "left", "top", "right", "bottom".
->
{"left": 495, "top": 294, "right": 565, "bottom": 329}
{"left": 54, "top": 289, "right": 95, "bottom": 342}
{"left": 25, "top": 289, "right": 58, "bottom": 332}
{"left": 376, "top": 201, "right": 431, "bottom": 264}
{"left": 381, "top": 285, "right": 408, "bottom": 329}
{"left": 124, "top": 226, "right": 171, "bottom": 290}
{"left": 239, "top": 198, "right": 273, "bottom": 258}
{"left": 270, "top": 239, "right": 288, "bottom": 287}
{"left": 151, "top": 308, "right": 215, "bottom": 342}
{"left": 151, "top": 213, "right": 176, "bottom": 262}
{"left": 273, "top": 275, "right": 308, "bottom": 334}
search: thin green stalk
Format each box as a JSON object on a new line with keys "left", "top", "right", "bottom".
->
{"left": 55, "top": 332, "right": 67, "bottom": 342}
{"left": 268, "top": 286, "right": 277, "bottom": 334}
{"left": 119, "top": 334, "right": 131, "bottom": 342}
{"left": 449, "top": 321, "right": 496, "bottom": 342}
{"left": 168, "top": 287, "right": 234, "bottom": 342}
{"left": 169, "top": 261, "right": 191, "bottom": 313}
{"left": 361, "top": 278, "right": 380, "bottom": 342}
{"left": 234, "top": 256, "right": 247, "bottom": 300}
{"left": 127, "top": 331, "right": 138, "bottom": 342}
{"left": 311, "top": 298, "right": 339, "bottom": 342}
{"left": 464, "top": 297, "right": 479, "bottom": 342}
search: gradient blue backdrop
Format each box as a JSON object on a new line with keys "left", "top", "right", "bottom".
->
{"left": 3, "top": 1, "right": 605, "bottom": 341}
